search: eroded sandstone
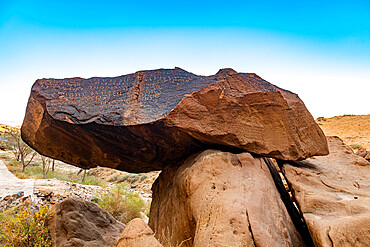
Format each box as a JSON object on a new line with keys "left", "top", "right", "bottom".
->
{"left": 22, "top": 68, "right": 328, "bottom": 172}
{"left": 282, "top": 136, "right": 370, "bottom": 247}
{"left": 149, "top": 150, "right": 305, "bottom": 247}
{"left": 116, "top": 218, "right": 163, "bottom": 247}
{"left": 49, "top": 197, "right": 125, "bottom": 247}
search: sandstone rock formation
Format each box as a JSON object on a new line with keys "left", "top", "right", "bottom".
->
{"left": 21, "top": 68, "right": 328, "bottom": 172}
{"left": 356, "top": 147, "right": 367, "bottom": 157}
{"left": 49, "top": 197, "right": 125, "bottom": 247}
{"left": 356, "top": 147, "right": 370, "bottom": 162}
{"left": 281, "top": 136, "right": 370, "bottom": 246}
{"left": 149, "top": 150, "right": 305, "bottom": 247}
{"left": 116, "top": 218, "right": 163, "bottom": 247}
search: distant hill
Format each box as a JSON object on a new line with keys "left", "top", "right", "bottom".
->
{"left": 316, "top": 114, "right": 370, "bottom": 150}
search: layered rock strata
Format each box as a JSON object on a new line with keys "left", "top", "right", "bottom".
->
{"left": 21, "top": 68, "right": 328, "bottom": 172}
{"left": 281, "top": 136, "right": 370, "bottom": 246}
{"left": 149, "top": 150, "right": 305, "bottom": 247}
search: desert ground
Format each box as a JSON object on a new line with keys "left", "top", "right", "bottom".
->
{"left": 316, "top": 114, "right": 370, "bottom": 150}
{"left": 1, "top": 113, "right": 369, "bottom": 246}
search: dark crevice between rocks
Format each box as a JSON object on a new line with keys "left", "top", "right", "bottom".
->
{"left": 327, "top": 226, "right": 334, "bottom": 247}
{"left": 284, "top": 160, "right": 319, "bottom": 170}
{"left": 246, "top": 210, "right": 257, "bottom": 246}
{"left": 263, "top": 157, "right": 315, "bottom": 247}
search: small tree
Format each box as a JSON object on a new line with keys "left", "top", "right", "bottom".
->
{"left": 40, "top": 155, "right": 53, "bottom": 179}
{"left": 51, "top": 159, "right": 55, "bottom": 171}
{"left": 77, "top": 168, "right": 88, "bottom": 182}
{"left": 5, "top": 128, "right": 36, "bottom": 172}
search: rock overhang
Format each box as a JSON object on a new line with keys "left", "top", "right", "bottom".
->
{"left": 21, "top": 67, "right": 329, "bottom": 172}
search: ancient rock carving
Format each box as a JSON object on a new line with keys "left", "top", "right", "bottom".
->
{"left": 21, "top": 68, "right": 328, "bottom": 172}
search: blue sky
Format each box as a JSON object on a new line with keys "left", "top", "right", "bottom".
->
{"left": 0, "top": 0, "right": 369, "bottom": 125}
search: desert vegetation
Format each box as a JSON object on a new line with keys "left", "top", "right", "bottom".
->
{"left": 0, "top": 124, "right": 153, "bottom": 246}
{"left": 0, "top": 204, "right": 53, "bottom": 246}
{"left": 0, "top": 151, "right": 107, "bottom": 187}
{"left": 98, "top": 184, "right": 150, "bottom": 224}
{"left": 1, "top": 126, "right": 37, "bottom": 172}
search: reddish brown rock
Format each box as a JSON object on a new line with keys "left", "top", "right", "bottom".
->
{"left": 282, "top": 136, "right": 370, "bottom": 247}
{"left": 149, "top": 150, "right": 304, "bottom": 247}
{"left": 116, "top": 218, "right": 162, "bottom": 247}
{"left": 356, "top": 147, "right": 367, "bottom": 157}
{"left": 365, "top": 152, "right": 370, "bottom": 161}
{"left": 21, "top": 68, "right": 328, "bottom": 172}
{"left": 49, "top": 197, "right": 125, "bottom": 247}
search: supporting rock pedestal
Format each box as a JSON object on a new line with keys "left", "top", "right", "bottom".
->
{"left": 149, "top": 150, "right": 304, "bottom": 247}
{"left": 282, "top": 136, "right": 370, "bottom": 247}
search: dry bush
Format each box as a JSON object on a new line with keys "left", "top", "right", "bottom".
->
{"left": 4, "top": 128, "right": 36, "bottom": 172}
{"left": 98, "top": 184, "right": 149, "bottom": 224}
{"left": 0, "top": 205, "right": 53, "bottom": 247}
{"left": 350, "top": 143, "right": 364, "bottom": 149}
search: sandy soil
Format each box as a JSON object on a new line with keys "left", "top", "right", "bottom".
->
{"left": 316, "top": 114, "right": 370, "bottom": 150}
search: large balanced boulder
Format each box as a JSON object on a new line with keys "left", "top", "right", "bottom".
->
{"left": 49, "top": 197, "right": 125, "bottom": 247}
{"left": 21, "top": 68, "right": 328, "bottom": 172}
{"left": 282, "top": 136, "right": 370, "bottom": 246}
{"left": 149, "top": 150, "right": 305, "bottom": 246}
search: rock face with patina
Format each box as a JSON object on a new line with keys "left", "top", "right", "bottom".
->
{"left": 21, "top": 68, "right": 328, "bottom": 172}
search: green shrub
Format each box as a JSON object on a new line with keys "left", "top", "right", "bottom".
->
{"left": 350, "top": 143, "right": 363, "bottom": 149}
{"left": 129, "top": 174, "right": 139, "bottom": 183}
{"left": 117, "top": 174, "right": 130, "bottom": 183}
{"left": 24, "top": 166, "right": 44, "bottom": 178}
{"left": 108, "top": 174, "right": 121, "bottom": 182}
{"left": 98, "top": 184, "right": 148, "bottom": 224}
{"left": 15, "top": 172, "right": 32, "bottom": 179}
{"left": 0, "top": 205, "right": 53, "bottom": 247}
{"left": 46, "top": 170, "right": 72, "bottom": 181}
{"left": 80, "top": 175, "right": 106, "bottom": 187}
{"left": 139, "top": 174, "right": 148, "bottom": 182}
{"left": 117, "top": 174, "right": 141, "bottom": 183}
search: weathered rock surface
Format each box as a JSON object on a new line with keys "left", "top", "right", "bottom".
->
{"left": 149, "top": 150, "right": 304, "bottom": 247}
{"left": 356, "top": 147, "right": 370, "bottom": 162}
{"left": 365, "top": 152, "right": 370, "bottom": 161}
{"left": 282, "top": 136, "right": 370, "bottom": 247}
{"left": 49, "top": 197, "right": 125, "bottom": 247}
{"left": 356, "top": 147, "right": 367, "bottom": 157}
{"left": 22, "top": 68, "right": 327, "bottom": 172}
{"left": 116, "top": 218, "right": 163, "bottom": 247}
